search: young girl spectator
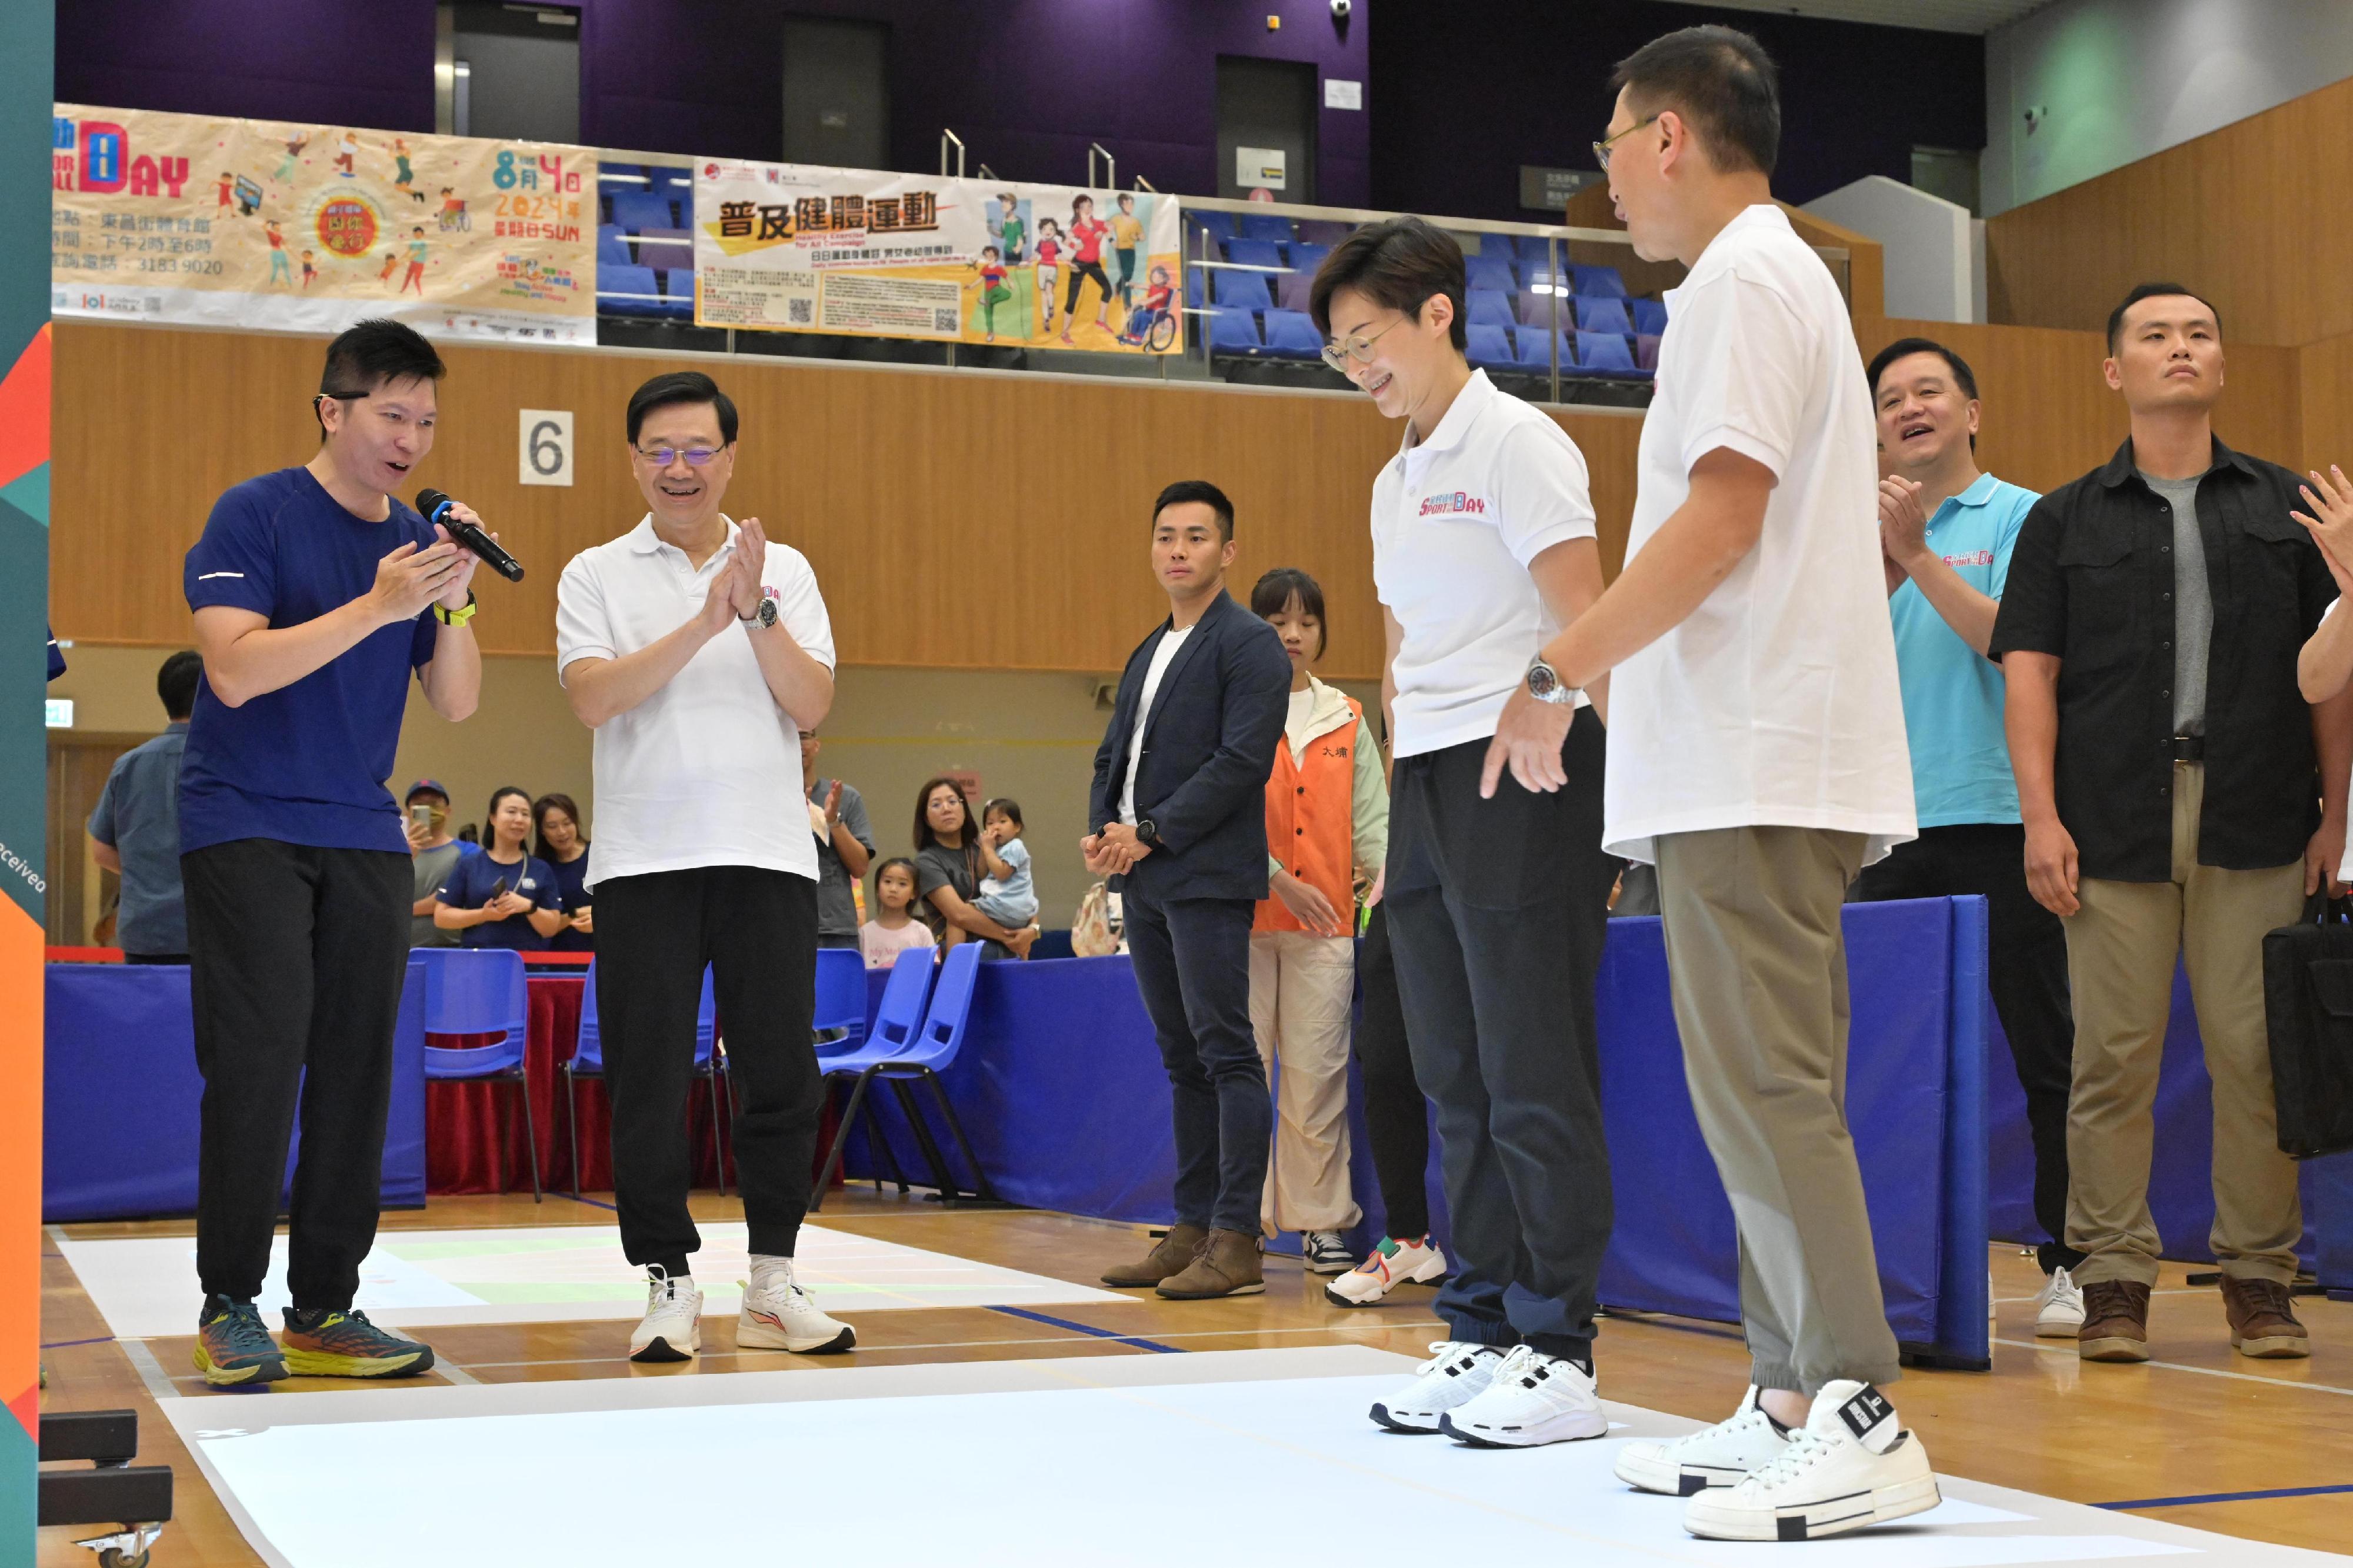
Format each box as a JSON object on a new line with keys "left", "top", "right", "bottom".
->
{"left": 533, "top": 792, "right": 593, "bottom": 951}
{"left": 1249, "top": 568, "right": 1389, "bottom": 1276}
{"left": 974, "top": 797, "right": 1039, "bottom": 932}
{"left": 861, "top": 856, "right": 937, "bottom": 970}
{"left": 436, "top": 786, "right": 567, "bottom": 949}
{"left": 912, "top": 777, "right": 1036, "bottom": 960}
{"left": 1033, "top": 219, "right": 1063, "bottom": 335}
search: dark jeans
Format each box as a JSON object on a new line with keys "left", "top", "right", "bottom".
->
{"left": 1124, "top": 886, "right": 1269, "bottom": 1234}
{"left": 815, "top": 932, "right": 860, "bottom": 950}
{"left": 596, "top": 866, "right": 822, "bottom": 1276}
{"left": 183, "top": 839, "right": 411, "bottom": 1310}
{"left": 1354, "top": 902, "right": 1431, "bottom": 1239}
{"left": 1387, "top": 710, "right": 1618, "bottom": 1362}
{"left": 1851, "top": 820, "right": 2083, "bottom": 1273}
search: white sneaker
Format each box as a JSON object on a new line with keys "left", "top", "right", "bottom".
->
{"left": 736, "top": 1257, "right": 856, "bottom": 1354}
{"left": 1325, "top": 1235, "right": 1448, "bottom": 1306}
{"left": 1683, "top": 1381, "right": 1941, "bottom": 1542}
{"left": 1301, "top": 1230, "right": 1357, "bottom": 1276}
{"left": 628, "top": 1267, "right": 702, "bottom": 1363}
{"left": 1368, "top": 1340, "right": 1504, "bottom": 1433}
{"left": 1439, "top": 1345, "right": 1607, "bottom": 1447}
{"left": 1615, "top": 1386, "right": 1792, "bottom": 1496}
{"left": 2034, "top": 1267, "right": 2085, "bottom": 1338}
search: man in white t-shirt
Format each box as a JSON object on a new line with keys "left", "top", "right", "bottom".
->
{"left": 1308, "top": 216, "right": 1619, "bottom": 1450}
{"left": 1485, "top": 29, "right": 1932, "bottom": 1541}
{"left": 555, "top": 371, "right": 855, "bottom": 1366}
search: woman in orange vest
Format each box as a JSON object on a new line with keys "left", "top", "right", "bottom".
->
{"left": 1249, "top": 568, "right": 1389, "bottom": 1275}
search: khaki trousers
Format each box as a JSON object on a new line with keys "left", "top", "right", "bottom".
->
{"left": 1655, "top": 826, "right": 1903, "bottom": 1393}
{"left": 2062, "top": 762, "right": 2306, "bottom": 1287}
{"left": 1249, "top": 930, "right": 1363, "bottom": 1233}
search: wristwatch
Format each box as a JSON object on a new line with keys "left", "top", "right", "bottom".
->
{"left": 1134, "top": 819, "right": 1161, "bottom": 847}
{"left": 434, "top": 590, "right": 477, "bottom": 627}
{"left": 1524, "top": 656, "right": 1576, "bottom": 706}
{"left": 740, "top": 596, "right": 778, "bottom": 629}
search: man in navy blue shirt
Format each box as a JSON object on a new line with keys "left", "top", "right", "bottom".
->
{"left": 88, "top": 650, "right": 202, "bottom": 962}
{"left": 180, "top": 319, "right": 488, "bottom": 1387}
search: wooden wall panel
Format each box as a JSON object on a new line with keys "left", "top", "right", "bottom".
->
{"left": 2298, "top": 328, "right": 2353, "bottom": 477}
{"left": 1985, "top": 75, "right": 2353, "bottom": 348}
{"left": 49, "top": 322, "right": 1645, "bottom": 680}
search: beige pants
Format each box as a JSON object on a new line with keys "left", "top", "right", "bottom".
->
{"left": 2062, "top": 762, "right": 2307, "bottom": 1287}
{"left": 1249, "top": 930, "right": 1362, "bottom": 1233}
{"left": 1655, "top": 826, "right": 1903, "bottom": 1393}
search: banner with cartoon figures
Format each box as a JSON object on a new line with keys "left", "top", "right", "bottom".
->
{"left": 692, "top": 163, "right": 1184, "bottom": 354}
{"left": 50, "top": 106, "right": 596, "bottom": 343}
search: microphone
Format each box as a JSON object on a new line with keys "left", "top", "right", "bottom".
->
{"left": 415, "top": 488, "right": 525, "bottom": 582}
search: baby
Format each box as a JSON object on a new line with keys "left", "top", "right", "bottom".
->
{"left": 974, "top": 797, "right": 1038, "bottom": 931}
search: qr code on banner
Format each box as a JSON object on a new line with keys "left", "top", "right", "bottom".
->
{"left": 932, "top": 307, "right": 959, "bottom": 333}
{"left": 787, "top": 298, "right": 814, "bottom": 325}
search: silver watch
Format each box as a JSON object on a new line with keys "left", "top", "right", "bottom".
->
{"left": 1525, "top": 656, "right": 1576, "bottom": 706}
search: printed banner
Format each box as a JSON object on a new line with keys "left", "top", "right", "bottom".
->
{"left": 694, "top": 163, "right": 1183, "bottom": 354}
{"left": 51, "top": 106, "right": 596, "bottom": 343}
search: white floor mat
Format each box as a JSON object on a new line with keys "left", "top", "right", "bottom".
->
{"left": 158, "top": 1347, "right": 2342, "bottom": 1568}
{"left": 58, "top": 1221, "right": 1124, "bottom": 1337}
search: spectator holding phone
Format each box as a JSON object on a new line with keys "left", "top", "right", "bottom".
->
{"left": 435, "top": 786, "right": 566, "bottom": 949}
{"left": 404, "top": 778, "right": 472, "bottom": 948}
{"left": 534, "top": 792, "right": 593, "bottom": 950}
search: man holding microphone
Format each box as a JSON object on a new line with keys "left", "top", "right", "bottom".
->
{"left": 182, "top": 319, "right": 487, "bottom": 1386}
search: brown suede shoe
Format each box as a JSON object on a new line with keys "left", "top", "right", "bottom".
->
{"left": 2078, "top": 1279, "right": 2151, "bottom": 1362}
{"left": 1155, "top": 1227, "right": 1265, "bottom": 1299}
{"left": 2221, "top": 1276, "right": 2311, "bottom": 1359}
{"left": 1101, "top": 1224, "right": 1208, "bottom": 1288}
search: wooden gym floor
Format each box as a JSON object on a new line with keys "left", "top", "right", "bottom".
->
{"left": 37, "top": 1190, "right": 2353, "bottom": 1563}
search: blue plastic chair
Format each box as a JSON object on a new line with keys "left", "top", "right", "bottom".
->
{"left": 1287, "top": 241, "right": 1330, "bottom": 278}
{"left": 1239, "top": 211, "right": 1294, "bottom": 245}
{"left": 596, "top": 224, "right": 632, "bottom": 268}
{"left": 1189, "top": 210, "right": 1239, "bottom": 243}
{"left": 634, "top": 228, "right": 694, "bottom": 274}
{"left": 600, "top": 263, "right": 664, "bottom": 318}
{"left": 419, "top": 948, "right": 540, "bottom": 1202}
{"left": 1572, "top": 263, "right": 1628, "bottom": 299}
{"left": 1211, "top": 269, "right": 1272, "bottom": 311}
{"left": 814, "top": 947, "right": 868, "bottom": 1055}
{"left": 1635, "top": 332, "right": 1661, "bottom": 373}
{"left": 1578, "top": 330, "right": 1642, "bottom": 376}
{"left": 1515, "top": 328, "right": 1574, "bottom": 375}
{"left": 812, "top": 945, "right": 999, "bottom": 1209}
{"left": 563, "top": 960, "right": 721, "bottom": 1197}
{"left": 1206, "top": 304, "right": 1262, "bottom": 354}
{"left": 1517, "top": 288, "right": 1562, "bottom": 328}
{"left": 1467, "top": 290, "right": 1517, "bottom": 331}
{"left": 808, "top": 947, "right": 935, "bottom": 1200}
{"left": 610, "top": 189, "right": 676, "bottom": 232}
{"left": 1259, "top": 308, "right": 1325, "bottom": 361}
{"left": 1224, "top": 238, "right": 1285, "bottom": 271}
{"left": 648, "top": 164, "right": 694, "bottom": 195}
{"left": 1575, "top": 296, "right": 1634, "bottom": 336}
{"left": 1464, "top": 250, "right": 1518, "bottom": 293}
{"left": 1631, "top": 298, "right": 1669, "bottom": 335}
{"left": 1467, "top": 324, "right": 1517, "bottom": 371}
{"left": 658, "top": 269, "right": 697, "bottom": 319}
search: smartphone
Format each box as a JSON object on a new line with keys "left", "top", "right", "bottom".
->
{"left": 409, "top": 803, "right": 434, "bottom": 829}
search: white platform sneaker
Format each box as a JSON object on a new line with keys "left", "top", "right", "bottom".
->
{"left": 1438, "top": 1345, "right": 1607, "bottom": 1447}
{"left": 1615, "top": 1386, "right": 1792, "bottom": 1496}
{"left": 2034, "top": 1266, "right": 2086, "bottom": 1338}
{"left": 1683, "top": 1382, "right": 1940, "bottom": 1542}
{"left": 736, "top": 1257, "right": 856, "bottom": 1354}
{"left": 1325, "top": 1235, "right": 1448, "bottom": 1307}
{"left": 629, "top": 1266, "right": 702, "bottom": 1363}
{"left": 1368, "top": 1340, "right": 1504, "bottom": 1433}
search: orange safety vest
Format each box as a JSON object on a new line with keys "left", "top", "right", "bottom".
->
{"left": 1255, "top": 696, "right": 1364, "bottom": 935}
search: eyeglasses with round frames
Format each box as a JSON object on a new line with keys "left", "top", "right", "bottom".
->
{"left": 1320, "top": 316, "right": 1410, "bottom": 375}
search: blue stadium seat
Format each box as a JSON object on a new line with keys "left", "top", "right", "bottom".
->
{"left": 597, "top": 163, "right": 645, "bottom": 186}
{"left": 1464, "top": 251, "right": 1517, "bottom": 292}
{"left": 1635, "top": 332, "right": 1661, "bottom": 372}
{"left": 599, "top": 263, "right": 664, "bottom": 317}
{"left": 660, "top": 269, "right": 697, "bottom": 319}
{"left": 1515, "top": 328, "right": 1573, "bottom": 373}
{"left": 1295, "top": 219, "right": 1354, "bottom": 247}
{"left": 1225, "top": 238, "right": 1286, "bottom": 271}
{"left": 596, "top": 224, "right": 632, "bottom": 268}
{"left": 1511, "top": 233, "right": 1557, "bottom": 265}
{"left": 1212, "top": 269, "right": 1272, "bottom": 311}
{"left": 648, "top": 164, "right": 693, "bottom": 194}
{"left": 1185, "top": 268, "right": 1207, "bottom": 310}
{"left": 1631, "top": 298, "right": 1669, "bottom": 335}
{"left": 1287, "top": 242, "right": 1330, "bottom": 282}
{"left": 1239, "top": 211, "right": 1294, "bottom": 245}
{"left": 1467, "top": 291, "right": 1517, "bottom": 331}
{"left": 1191, "top": 210, "right": 1239, "bottom": 243}
{"left": 1207, "top": 305, "right": 1262, "bottom": 354}
{"left": 611, "top": 189, "right": 678, "bottom": 232}
{"left": 1260, "top": 309, "right": 1325, "bottom": 361}
{"left": 1572, "top": 263, "right": 1628, "bottom": 299}
{"left": 1467, "top": 324, "right": 1517, "bottom": 371}
{"left": 635, "top": 228, "right": 694, "bottom": 274}
{"left": 1518, "top": 289, "right": 1564, "bottom": 328}
{"left": 1275, "top": 269, "right": 1315, "bottom": 313}
{"left": 1577, "top": 330, "right": 1641, "bottom": 376}
{"left": 1575, "top": 296, "right": 1634, "bottom": 335}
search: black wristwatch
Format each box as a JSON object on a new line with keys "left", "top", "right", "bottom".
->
{"left": 1135, "top": 819, "right": 1160, "bottom": 846}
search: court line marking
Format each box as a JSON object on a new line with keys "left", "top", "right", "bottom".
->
{"left": 1990, "top": 1287, "right": 2212, "bottom": 1305}
{"left": 118, "top": 1338, "right": 181, "bottom": 1403}
{"left": 988, "top": 1303, "right": 1183, "bottom": 1352}
{"left": 1991, "top": 1336, "right": 2353, "bottom": 1396}
{"left": 40, "top": 1335, "right": 114, "bottom": 1350}
{"left": 2098, "top": 1480, "right": 2353, "bottom": 1510}
{"left": 447, "top": 1322, "right": 1453, "bottom": 1372}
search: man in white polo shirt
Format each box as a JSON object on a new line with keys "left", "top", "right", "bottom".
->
{"left": 1487, "top": 28, "right": 1934, "bottom": 1540}
{"left": 556, "top": 370, "right": 855, "bottom": 1364}
{"left": 1309, "top": 215, "right": 1619, "bottom": 1449}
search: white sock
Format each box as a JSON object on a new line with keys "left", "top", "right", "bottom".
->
{"left": 749, "top": 1253, "right": 796, "bottom": 1289}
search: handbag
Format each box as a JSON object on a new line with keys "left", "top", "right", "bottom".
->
{"left": 2261, "top": 892, "right": 2353, "bottom": 1158}
{"left": 1070, "top": 882, "right": 1121, "bottom": 958}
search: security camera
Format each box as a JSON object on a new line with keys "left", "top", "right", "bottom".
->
{"left": 1331, "top": 0, "right": 1351, "bottom": 16}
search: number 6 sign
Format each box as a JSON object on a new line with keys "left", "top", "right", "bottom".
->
{"left": 519, "top": 409, "right": 574, "bottom": 486}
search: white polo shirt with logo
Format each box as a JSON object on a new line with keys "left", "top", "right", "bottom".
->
{"left": 1603, "top": 203, "right": 1914, "bottom": 866}
{"left": 555, "top": 515, "right": 836, "bottom": 890}
{"left": 1372, "top": 368, "right": 1598, "bottom": 758}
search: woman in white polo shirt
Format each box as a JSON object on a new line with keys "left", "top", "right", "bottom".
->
{"left": 1308, "top": 216, "right": 1619, "bottom": 1450}
{"left": 555, "top": 371, "right": 855, "bottom": 1366}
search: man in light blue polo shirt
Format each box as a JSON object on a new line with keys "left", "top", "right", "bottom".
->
{"left": 1852, "top": 336, "right": 2082, "bottom": 1336}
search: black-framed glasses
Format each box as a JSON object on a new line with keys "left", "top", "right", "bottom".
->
{"left": 634, "top": 445, "right": 726, "bottom": 468}
{"left": 1320, "top": 316, "right": 1408, "bottom": 374}
{"left": 1592, "top": 114, "right": 1662, "bottom": 172}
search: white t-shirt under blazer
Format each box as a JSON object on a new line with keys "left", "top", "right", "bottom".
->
{"left": 555, "top": 515, "right": 836, "bottom": 890}
{"left": 1603, "top": 203, "right": 1915, "bottom": 867}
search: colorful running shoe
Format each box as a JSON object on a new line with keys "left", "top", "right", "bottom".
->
{"left": 279, "top": 1307, "right": 436, "bottom": 1379}
{"left": 193, "top": 1295, "right": 286, "bottom": 1387}
{"left": 1325, "top": 1235, "right": 1448, "bottom": 1307}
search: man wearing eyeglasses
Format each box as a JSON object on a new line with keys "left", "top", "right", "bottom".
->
{"left": 555, "top": 369, "right": 855, "bottom": 1366}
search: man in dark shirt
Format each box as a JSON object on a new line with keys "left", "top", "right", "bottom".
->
{"left": 88, "top": 650, "right": 202, "bottom": 962}
{"left": 1991, "top": 282, "right": 2352, "bottom": 1367}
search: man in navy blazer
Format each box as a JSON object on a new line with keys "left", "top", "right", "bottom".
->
{"left": 1086, "top": 480, "right": 1292, "bottom": 1300}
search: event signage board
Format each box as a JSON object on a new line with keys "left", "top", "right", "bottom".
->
{"left": 50, "top": 105, "right": 597, "bottom": 343}
{"left": 692, "top": 163, "right": 1184, "bottom": 355}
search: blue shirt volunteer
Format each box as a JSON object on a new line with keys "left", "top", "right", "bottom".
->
{"left": 438, "top": 850, "right": 560, "bottom": 950}
{"left": 88, "top": 722, "right": 190, "bottom": 956}
{"left": 179, "top": 467, "right": 441, "bottom": 856}
{"left": 1887, "top": 473, "right": 2041, "bottom": 828}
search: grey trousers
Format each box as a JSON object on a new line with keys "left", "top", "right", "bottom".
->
{"left": 1655, "top": 825, "right": 1903, "bottom": 1393}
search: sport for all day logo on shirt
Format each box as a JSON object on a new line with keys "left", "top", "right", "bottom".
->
{"left": 1419, "top": 491, "right": 1488, "bottom": 516}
